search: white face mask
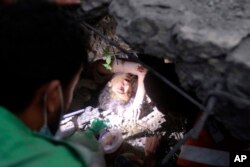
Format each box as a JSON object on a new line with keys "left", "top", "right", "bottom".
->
{"left": 39, "top": 85, "right": 64, "bottom": 138}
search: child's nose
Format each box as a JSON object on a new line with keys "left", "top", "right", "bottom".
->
{"left": 123, "top": 80, "right": 129, "bottom": 85}
{"left": 124, "top": 86, "right": 129, "bottom": 93}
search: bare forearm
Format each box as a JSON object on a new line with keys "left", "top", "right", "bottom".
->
{"left": 133, "top": 75, "right": 146, "bottom": 106}
{"left": 96, "top": 59, "right": 146, "bottom": 76}
{"left": 112, "top": 59, "right": 146, "bottom": 76}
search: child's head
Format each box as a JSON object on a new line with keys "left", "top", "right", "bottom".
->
{"left": 98, "top": 73, "right": 136, "bottom": 111}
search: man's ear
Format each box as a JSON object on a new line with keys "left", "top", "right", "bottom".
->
{"left": 45, "top": 80, "right": 62, "bottom": 114}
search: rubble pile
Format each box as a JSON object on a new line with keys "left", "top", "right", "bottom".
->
{"left": 60, "top": 97, "right": 167, "bottom": 149}
{"left": 109, "top": 0, "right": 250, "bottom": 141}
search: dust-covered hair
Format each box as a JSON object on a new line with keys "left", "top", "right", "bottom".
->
{"left": 98, "top": 84, "right": 134, "bottom": 112}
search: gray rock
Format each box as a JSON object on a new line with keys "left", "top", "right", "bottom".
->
{"left": 80, "top": 0, "right": 112, "bottom": 21}
{"left": 109, "top": 0, "right": 250, "bottom": 140}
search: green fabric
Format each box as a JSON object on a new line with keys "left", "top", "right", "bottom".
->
{"left": 0, "top": 106, "right": 87, "bottom": 167}
{"left": 66, "top": 131, "right": 106, "bottom": 167}
{"left": 89, "top": 119, "right": 108, "bottom": 134}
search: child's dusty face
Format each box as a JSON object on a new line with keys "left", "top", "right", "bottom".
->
{"left": 108, "top": 73, "right": 133, "bottom": 102}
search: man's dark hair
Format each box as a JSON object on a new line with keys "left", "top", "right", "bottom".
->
{"left": 0, "top": 1, "right": 89, "bottom": 112}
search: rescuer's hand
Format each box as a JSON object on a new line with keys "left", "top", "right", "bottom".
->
{"left": 144, "top": 136, "right": 160, "bottom": 156}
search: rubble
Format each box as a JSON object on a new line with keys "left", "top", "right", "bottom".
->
{"left": 109, "top": 0, "right": 250, "bottom": 98}
{"left": 60, "top": 97, "right": 167, "bottom": 149}
{"left": 80, "top": 0, "right": 112, "bottom": 21}
{"left": 109, "top": 0, "right": 250, "bottom": 141}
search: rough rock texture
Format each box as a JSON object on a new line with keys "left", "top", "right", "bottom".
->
{"left": 61, "top": 101, "right": 183, "bottom": 150}
{"left": 109, "top": 0, "right": 250, "bottom": 140}
{"left": 80, "top": 0, "right": 112, "bottom": 21}
{"left": 88, "top": 16, "right": 130, "bottom": 62}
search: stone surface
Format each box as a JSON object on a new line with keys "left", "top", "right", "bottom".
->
{"left": 109, "top": 0, "right": 250, "bottom": 140}
{"left": 80, "top": 0, "right": 112, "bottom": 21}
{"left": 88, "top": 16, "right": 131, "bottom": 62}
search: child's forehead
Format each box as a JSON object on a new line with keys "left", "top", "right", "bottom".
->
{"left": 112, "top": 73, "right": 127, "bottom": 80}
{"left": 114, "top": 73, "right": 127, "bottom": 77}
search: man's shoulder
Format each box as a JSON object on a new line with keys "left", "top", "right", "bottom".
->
{"left": 0, "top": 133, "right": 86, "bottom": 167}
{"left": 0, "top": 107, "right": 86, "bottom": 166}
